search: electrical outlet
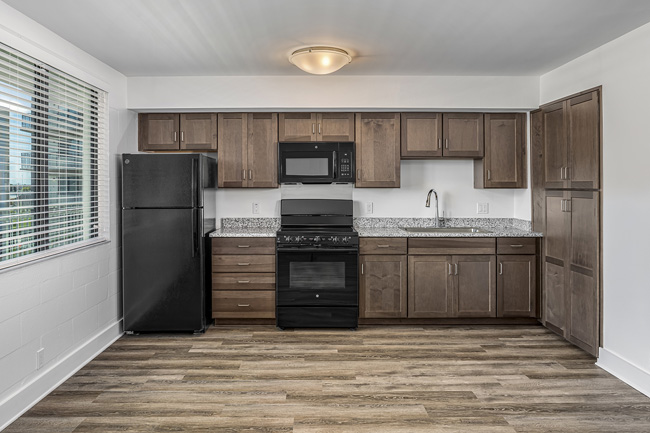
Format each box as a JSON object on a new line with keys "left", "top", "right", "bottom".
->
{"left": 252, "top": 202, "right": 259, "bottom": 214}
{"left": 36, "top": 348, "right": 44, "bottom": 370}
{"left": 365, "top": 202, "right": 373, "bottom": 214}
{"left": 477, "top": 202, "right": 489, "bottom": 214}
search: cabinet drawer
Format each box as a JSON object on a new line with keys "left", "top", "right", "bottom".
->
{"left": 212, "top": 290, "right": 275, "bottom": 318}
{"left": 497, "top": 237, "right": 536, "bottom": 255}
{"left": 359, "top": 238, "right": 407, "bottom": 254}
{"left": 212, "top": 237, "right": 275, "bottom": 255}
{"left": 408, "top": 238, "right": 495, "bottom": 255}
{"left": 212, "top": 273, "right": 275, "bottom": 291}
{"left": 212, "top": 255, "right": 275, "bottom": 273}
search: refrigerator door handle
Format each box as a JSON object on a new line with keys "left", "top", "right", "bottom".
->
{"left": 191, "top": 208, "right": 199, "bottom": 258}
{"left": 191, "top": 158, "right": 199, "bottom": 208}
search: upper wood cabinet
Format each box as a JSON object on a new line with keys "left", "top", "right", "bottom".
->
{"left": 442, "top": 113, "right": 484, "bottom": 158}
{"left": 542, "top": 90, "right": 600, "bottom": 189}
{"left": 217, "top": 113, "right": 278, "bottom": 188}
{"left": 474, "top": 113, "right": 527, "bottom": 189}
{"left": 400, "top": 112, "right": 443, "bottom": 158}
{"left": 400, "top": 112, "right": 484, "bottom": 159}
{"left": 138, "top": 113, "right": 217, "bottom": 152}
{"left": 355, "top": 113, "right": 401, "bottom": 188}
{"left": 278, "top": 112, "right": 354, "bottom": 142}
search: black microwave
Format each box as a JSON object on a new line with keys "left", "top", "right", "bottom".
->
{"left": 278, "top": 142, "right": 355, "bottom": 184}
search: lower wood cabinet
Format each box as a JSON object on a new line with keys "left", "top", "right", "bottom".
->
{"left": 543, "top": 190, "right": 599, "bottom": 355}
{"left": 408, "top": 254, "right": 496, "bottom": 318}
{"left": 212, "top": 290, "right": 275, "bottom": 319}
{"left": 359, "top": 255, "right": 407, "bottom": 318}
{"left": 497, "top": 255, "right": 536, "bottom": 317}
{"left": 211, "top": 237, "right": 276, "bottom": 320}
{"left": 359, "top": 238, "right": 407, "bottom": 318}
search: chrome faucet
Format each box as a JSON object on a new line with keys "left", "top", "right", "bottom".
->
{"left": 425, "top": 188, "right": 440, "bottom": 227}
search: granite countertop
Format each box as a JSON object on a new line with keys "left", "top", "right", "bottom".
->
{"left": 355, "top": 217, "right": 542, "bottom": 238}
{"left": 209, "top": 217, "right": 542, "bottom": 238}
{"left": 210, "top": 218, "right": 279, "bottom": 237}
{"left": 210, "top": 227, "right": 279, "bottom": 237}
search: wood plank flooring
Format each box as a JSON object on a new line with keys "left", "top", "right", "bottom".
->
{"left": 5, "top": 325, "right": 650, "bottom": 432}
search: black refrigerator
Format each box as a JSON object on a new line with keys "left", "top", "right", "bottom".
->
{"left": 121, "top": 154, "right": 217, "bottom": 333}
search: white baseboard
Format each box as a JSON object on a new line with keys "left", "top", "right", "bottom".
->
{"left": 597, "top": 347, "right": 650, "bottom": 398}
{"left": 0, "top": 321, "right": 123, "bottom": 431}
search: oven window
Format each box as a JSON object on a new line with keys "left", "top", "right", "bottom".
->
{"left": 289, "top": 262, "right": 345, "bottom": 289}
{"left": 285, "top": 158, "right": 329, "bottom": 176}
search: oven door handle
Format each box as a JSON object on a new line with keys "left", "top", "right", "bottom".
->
{"left": 276, "top": 247, "right": 358, "bottom": 253}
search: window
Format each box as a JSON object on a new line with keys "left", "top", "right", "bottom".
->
{"left": 0, "top": 43, "right": 108, "bottom": 268}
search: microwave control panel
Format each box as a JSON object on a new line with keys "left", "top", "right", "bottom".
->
{"left": 339, "top": 151, "right": 353, "bottom": 180}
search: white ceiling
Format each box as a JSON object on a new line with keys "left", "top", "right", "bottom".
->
{"left": 4, "top": 0, "right": 650, "bottom": 77}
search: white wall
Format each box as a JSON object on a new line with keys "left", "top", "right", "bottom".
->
{"left": 0, "top": 3, "right": 134, "bottom": 429}
{"left": 541, "top": 22, "right": 650, "bottom": 397}
{"left": 129, "top": 75, "right": 540, "bottom": 221}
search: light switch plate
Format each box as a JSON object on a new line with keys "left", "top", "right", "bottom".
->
{"left": 477, "top": 202, "right": 489, "bottom": 214}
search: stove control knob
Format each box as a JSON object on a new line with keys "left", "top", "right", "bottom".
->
{"left": 330, "top": 236, "right": 339, "bottom": 243}
{"left": 283, "top": 235, "right": 292, "bottom": 243}
{"left": 341, "top": 236, "right": 349, "bottom": 244}
{"left": 313, "top": 236, "right": 320, "bottom": 243}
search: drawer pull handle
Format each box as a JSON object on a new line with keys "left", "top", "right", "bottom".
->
{"left": 237, "top": 280, "right": 250, "bottom": 284}
{"left": 237, "top": 245, "right": 250, "bottom": 248}
{"left": 237, "top": 304, "right": 251, "bottom": 307}
{"left": 376, "top": 244, "right": 390, "bottom": 248}
{"left": 237, "top": 263, "right": 250, "bottom": 266}
{"left": 510, "top": 244, "right": 524, "bottom": 248}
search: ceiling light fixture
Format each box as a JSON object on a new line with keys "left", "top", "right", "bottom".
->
{"left": 289, "top": 46, "right": 352, "bottom": 75}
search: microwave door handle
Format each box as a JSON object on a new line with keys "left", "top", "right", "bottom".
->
{"left": 333, "top": 150, "right": 337, "bottom": 179}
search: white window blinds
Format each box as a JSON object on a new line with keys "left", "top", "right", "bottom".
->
{"left": 0, "top": 43, "right": 109, "bottom": 268}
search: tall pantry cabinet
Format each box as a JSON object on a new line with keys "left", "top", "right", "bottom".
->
{"left": 536, "top": 88, "right": 601, "bottom": 356}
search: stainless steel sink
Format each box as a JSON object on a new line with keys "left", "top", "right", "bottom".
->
{"left": 399, "top": 226, "right": 492, "bottom": 234}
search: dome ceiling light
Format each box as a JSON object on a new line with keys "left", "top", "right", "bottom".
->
{"left": 289, "top": 46, "right": 352, "bottom": 75}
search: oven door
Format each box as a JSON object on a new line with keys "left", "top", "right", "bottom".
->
{"left": 279, "top": 143, "right": 336, "bottom": 184}
{"left": 276, "top": 248, "right": 358, "bottom": 306}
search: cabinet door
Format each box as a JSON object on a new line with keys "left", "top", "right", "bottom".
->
{"left": 567, "top": 190, "right": 599, "bottom": 355}
{"left": 138, "top": 113, "right": 179, "bottom": 151}
{"left": 279, "top": 113, "right": 317, "bottom": 141}
{"left": 180, "top": 113, "right": 217, "bottom": 151}
{"left": 454, "top": 255, "right": 496, "bottom": 317}
{"left": 400, "top": 112, "right": 443, "bottom": 158}
{"left": 497, "top": 255, "right": 536, "bottom": 317}
{"left": 543, "top": 190, "right": 569, "bottom": 333}
{"left": 217, "top": 113, "right": 247, "bottom": 188}
{"left": 476, "top": 113, "right": 526, "bottom": 188}
{"left": 543, "top": 101, "right": 568, "bottom": 189}
{"left": 355, "top": 113, "right": 401, "bottom": 188}
{"left": 567, "top": 91, "right": 600, "bottom": 189}
{"left": 247, "top": 113, "right": 278, "bottom": 188}
{"left": 442, "top": 113, "right": 484, "bottom": 157}
{"left": 360, "top": 255, "right": 407, "bottom": 318}
{"left": 318, "top": 113, "right": 355, "bottom": 141}
{"left": 408, "top": 255, "right": 453, "bottom": 318}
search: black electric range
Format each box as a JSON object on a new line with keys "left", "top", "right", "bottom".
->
{"left": 276, "top": 199, "right": 359, "bottom": 329}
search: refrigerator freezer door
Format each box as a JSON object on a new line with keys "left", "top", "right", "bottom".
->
{"left": 122, "top": 208, "right": 205, "bottom": 332}
{"left": 122, "top": 154, "right": 200, "bottom": 208}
